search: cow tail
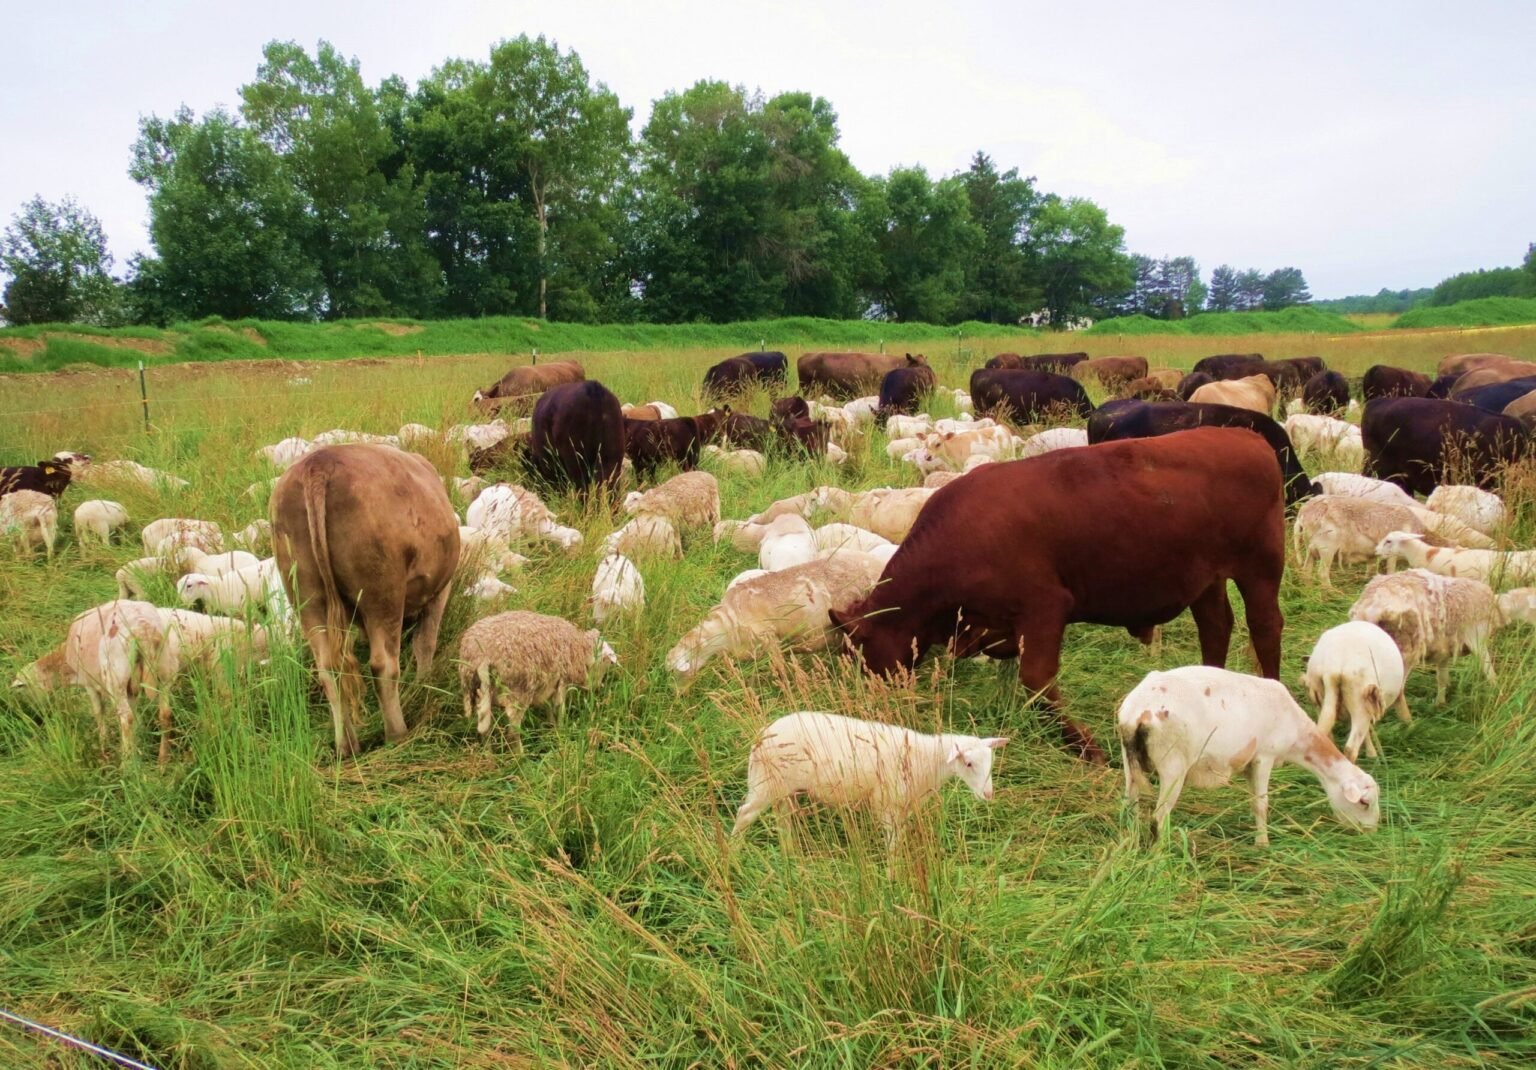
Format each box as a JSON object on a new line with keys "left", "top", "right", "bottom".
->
{"left": 303, "top": 465, "right": 361, "bottom": 720}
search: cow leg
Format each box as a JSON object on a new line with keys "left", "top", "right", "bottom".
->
{"left": 1234, "top": 573, "right": 1284, "bottom": 679}
{"left": 1189, "top": 581, "right": 1235, "bottom": 668}
{"left": 1014, "top": 606, "right": 1104, "bottom": 763}
{"left": 363, "top": 612, "right": 409, "bottom": 744}
{"left": 410, "top": 581, "right": 453, "bottom": 675}
{"left": 303, "top": 609, "right": 359, "bottom": 759}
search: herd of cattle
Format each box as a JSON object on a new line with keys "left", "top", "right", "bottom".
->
{"left": 6, "top": 344, "right": 1536, "bottom": 848}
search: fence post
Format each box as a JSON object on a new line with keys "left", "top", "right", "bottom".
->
{"left": 760, "top": 338, "right": 765, "bottom": 352}
{"left": 879, "top": 339, "right": 884, "bottom": 354}
{"left": 532, "top": 348, "right": 538, "bottom": 366}
{"left": 138, "top": 361, "right": 150, "bottom": 433}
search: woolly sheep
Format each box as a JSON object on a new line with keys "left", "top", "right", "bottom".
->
{"left": 83, "top": 459, "right": 190, "bottom": 492}
{"left": 1292, "top": 496, "right": 1433, "bottom": 588}
{"left": 467, "top": 483, "right": 582, "bottom": 550}
{"left": 726, "top": 568, "right": 770, "bottom": 591}
{"left": 1020, "top": 427, "right": 1089, "bottom": 458}
{"left": 457, "top": 526, "right": 529, "bottom": 575}
{"left": 825, "top": 442, "right": 848, "bottom": 465}
{"left": 623, "top": 471, "right": 721, "bottom": 532}
{"left": 115, "top": 556, "right": 164, "bottom": 599}
{"left": 1425, "top": 485, "right": 1506, "bottom": 537}
{"left": 591, "top": 553, "right": 645, "bottom": 624}
{"left": 1, "top": 490, "right": 57, "bottom": 558}
{"left": 701, "top": 444, "right": 767, "bottom": 478}
{"left": 168, "top": 547, "right": 261, "bottom": 579}
{"left": 666, "top": 553, "right": 886, "bottom": 677}
{"left": 1283, "top": 413, "right": 1364, "bottom": 469}
{"left": 747, "top": 486, "right": 854, "bottom": 525}
{"left": 1118, "top": 666, "right": 1380, "bottom": 846}
{"left": 463, "top": 574, "right": 518, "bottom": 601}
{"left": 1312, "top": 472, "right": 1416, "bottom": 508}
{"left": 885, "top": 436, "right": 925, "bottom": 461}
{"left": 141, "top": 518, "right": 224, "bottom": 556}
{"left": 312, "top": 429, "right": 398, "bottom": 447}
{"left": 602, "top": 513, "right": 682, "bottom": 560}
{"left": 1496, "top": 587, "right": 1536, "bottom": 625}
{"left": 732, "top": 712, "right": 1008, "bottom": 845}
{"left": 847, "top": 487, "right": 935, "bottom": 543}
{"left": 759, "top": 514, "right": 819, "bottom": 572}
{"left": 1302, "top": 622, "right": 1409, "bottom": 761}
{"left": 257, "top": 437, "right": 313, "bottom": 470}
{"left": 233, "top": 519, "right": 272, "bottom": 556}
{"left": 456, "top": 611, "right": 617, "bottom": 740}
{"left": 452, "top": 476, "right": 487, "bottom": 504}
{"left": 176, "top": 559, "right": 290, "bottom": 623}
{"left": 397, "top": 423, "right": 440, "bottom": 447}
{"left": 1374, "top": 531, "right": 1536, "bottom": 587}
{"left": 811, "top": 522, "right": 895, "bottom": 560}
{"left": 843, "top": 396, "right": 881, "bottom": 424}
{"left": 924, "top": 470, "right": 962, "bottom": 489}
{"left": 885, "top": 414, "right": 933, "bottom": 439}
{"left": 1349, "top": 568, "right": 1500, "bottom": 704}
{"left": 951, "top": 389, "right": 973, "bottom": 414}
{"left": 72, "top": 500, "right": 129, "bottom": 545}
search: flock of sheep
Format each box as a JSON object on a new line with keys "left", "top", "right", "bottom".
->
{"left": 6, "top": 347, "right": 1535, "bottom": 854}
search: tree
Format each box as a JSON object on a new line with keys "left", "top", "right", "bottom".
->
{"left": 1428, "top": 266, "right": 1529, "bottom": 306}
{"left": 1525, "top": 243, "right": 1536, "bottom": 293}
{"left": 857, "top": 167, "right": 979, "bottom": 323}
{"left": 1029, "top": 195, "right": 1134, "bottom": 322}
{"left": 956, "top": 152, "right": 1039, "bottom": 324}
{"left": 130, "top": 107, "right": 321, "bottom": 321}
{"left": 1234, "top": 269, "right": 1267, "bottom": 311}
{"left": 1262, "top": 267, "right": 1311, "bottom": 310}
{"left": 1, "top": 196, "right": 121, "bottom": 325}
{"left": 1206, "top": 264, "right": 1239, "bottom": 312}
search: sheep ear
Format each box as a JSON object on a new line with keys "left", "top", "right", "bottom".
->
{"left": 947, "top": 743, "right": 965, "bottom": 764}
{"left": 1344, "top": 782, "right": 1367, "bottom": 804}
{"left": 983, "top": 737, "right": 1008, "bottom": 749}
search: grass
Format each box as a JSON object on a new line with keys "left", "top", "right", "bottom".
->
{"left": 2, "top": 333, "right": 1536, "bottom": 1066}
{"left": 1394, "top": 298, "right": 1536, "bottom": 330}
{"left": 1084, "top": 306, "right": 1364, "bottom": 336}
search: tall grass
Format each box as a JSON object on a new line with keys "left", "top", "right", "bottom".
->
{"left": 1084, "top": 306, "right": 1363, "bottom": 335}
{"left": 1394, "top": 297, "right": 1536, "bottom": 330}
{"left": 1, "top": 336, "right": 1534, "bottom": 1066}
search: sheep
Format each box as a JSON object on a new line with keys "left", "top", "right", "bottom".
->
{"left": 591, "top": 553, "right": 645, "bottom": 624}
{"left": 141, "top": 518, "right": 224, "bottom": 556}
{"left": 885, "top": 436, "right": 925, "bottom": 461}
{"left": 824, "top": 442, "right": 848, "bottom": 465}
{"left": 452, "top": 476, "right": 487, "bottom": 504}
{"left": 457, "top": 526, "right": 530, "bottom": 575}
{"left": 1313, "top": 472, "right": 1416, "bottom": 508}
{"left": 726, "top": 568, "right": 770, "bottom": 591}
{"left": 747, "top": 486, "right": 854, "bottom": 525}
{"left": 731, "top": 712, "right": 1008, "bottom": 846}
{"left": 1497, "top": 587, "right": 1536, "bottom": 625}
{"left": 1, "top": 490, "right": 57, "bottom": 557}
{"left": 623, "top": 471, "right": 721, "bottom": 532}
{"left": 758, "top": 514, "right": 819, "bottom": 572}
{"left": 311, "top": 429, "right": 398, "bottom": 447}
{"left": 245, "top": 478, "right": 278, "bottom": 502}
{"left": 396, "top": 423, "right": 440, "bottom": 448}
{"left": 847, "top": 487, "right": 935, "bottom": 542}
{"left": 257, "top": 437, "right": 313, "bottom": 470}
{"left": 1292, "top": 496, "right": 1434, "bottom": 588}
{"left": 885, "top": 414, "right": 933, "bottom": 439}
{"left": 1374, "top": 531, "right": 1536, "bottom": 587}
{"left": 924, "top": 470, "right": 962, "bottom": 489}
{"left": 935, "top": 416, "right": 989, "bottom": 433}
{"left": 811, "top": 522, "right": 895, "bottom": 560}
{"left": 176, "top": 559, "right": 290, "bottom": 623}
{"left": 72, "top": 499, "right": 129, "bottom": 545}
{"left": 463, "top": 574, "right": 518, "bottom": 601}
{"left": 456, "top": 611, "right": 617, "bottom": 741}
{"left": 602, "top": 513, "right": 683, "bottom": 560}
{"left": 467, "top": 483, "right": 582, "bottom": 550}
{"left": 1301, "top": 622, "right": 1409, "bottom": 761}
{"left": 455, "top": 421, "right": 510, "bottom": 453}
{"left": 1425, "top": 485, "right": 1506, "bottom": 537}
{"left": 1118, "top": 666, "right": 1381, "bottom": 846}
{"left": 167, "top": 547, "right": 261, "bottom": 579}
{"left": 82, "top": 459, "right": 190, "bottom": 492}
{"left": 115, "top": 556, "right": 166, "bottom": 599}
{"left": 233, "top": 519, "right": 272, "bottom": 555}
{"left": 1349, "top": 568, "right": 1500, "bottom": 704}
{"left": 843, "top": 396, "right": 881, "bottom": 424}
{"left": 666, "top": 553, "right": 885, "bottom": 677}
{"left": 951, "top": 389, "right": 973, "bottom": 414}
{"left": 1020, "top": 427, "right": 1089, "bottom": 458}
{"left": 1283, "top": 413, "right": 1364, "bottom": 469}
{"left": 701, "top": 444, "right": 767, "bottom": 478}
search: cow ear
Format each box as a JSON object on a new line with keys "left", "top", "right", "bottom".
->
{"left": 828, "top": 607, "right": 847, "bottom": 631}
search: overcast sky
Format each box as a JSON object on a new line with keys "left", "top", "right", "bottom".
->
{"left": 4, "top": 0, "right": 1532, "bottom": 299}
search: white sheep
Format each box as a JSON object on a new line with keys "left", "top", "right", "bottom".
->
{"left": 233, "top": 519, "right": 272, "bottom": 555}
{"left": 951, "top": 389, "right": 973, "bottom": 414}
{"left": 72, "top": 500, "right": 129, "bottom": 545}
{"left": 666, "top": 553, "right": 885, "bottom": 677}
{"left": 1374, "top": 531, "right": 1536, "bottom": 587}
{"left": 1312, "top": 472, "right": 1416, "bottom": 508}
{"left": 1349, "top": 568, "right": 1500, "bottom": 704}
{"left": 847, "top": 487, "right": 935, "bottom": 543}
{"left": 701, "top": 444, "right": 767, "bottom": 478}
{"left": 1020, "top": 427, "right": 1089, "bottom": 458}
{"left": 758, "top": 514, "right": 819, "bottom": 572}
{"left": 311, "top": 429, "right": 398, "bottom": 447}
{"left": 176, "top": 559, "right": 290, "bottom": 623}
{"left": 141, "top": 518, "right": 224, "bottom": 556}
{"left": 1302, "top": 622, "right": 1409, "bottom": 761}
{"left": 452, "top": 476, "right": 487, "bottom": 504}
{"left": 396, "top": 423, "right": 440, "bottom": 448}
{"left": 732, "top": 711, "right": 1008, "bottom": 845}
{"left": 885, "top": 414, "right": 933, "bottom": 439}
{"left": 935, "top": 416, "right": 989, "bottom": 433}
{"left": 602, "top": 513, "right": 682, "bottom": 560}
{"left": 168, "top": 546, "right": 261, "bottom": 578}
{"left": 623, "top": 471, "right": 721, "bottom": 532}
{"left": 467, "top": 483, "right": 582, "bottom": 550}
{"left": 747, "top": 486, "right": 854, "bottom": 525}
{"left": 1283, "top": 413, "right": 1364, "bottom": 469}
{"left": 811, "top": 522, "right": 895, "bottom": 560}
{"left": 824, "top": 441, "right": 848, "bottom": 465}
{"left": 1, "top": 490, "right": 57, "bottom": 557}
{"left": 456, "top": 526, "right": 528, "bottom": 575}
{"left": 591, "top": 553, "right": 645, "bottom": 624}
{"left": 257, "top": 437, "right": 313, "bottom": 470}
{"left": 456, "top": 611, "right": 617, "bottom": 740}
{"left": 1292, "top": 496, "right": 1433, "bottom": 588}
{"left": 1497, "top": 587, "right": 1536, "bottom": 625}
{"left": 726, "top": 568, "right": 770, "bottom": 591}
{"left": 463, "top": 574, "right": 518, "bottom": 601}
{"left": 843, "top": 396, "right": 881, "bottom": 425}
{"left": 1425, "top": 485, "right": 1505, "bottom": 537}
{"left": 83, "top": 459, "right": 190, "bottom": 492}
{"left": 1118, "top": 666, "right": 1381, "bottom": 846}
{"left": 114, "top": 556, "right": 166, "bottom": 599}
{"left": 924, "top": 470, "right": 962, "bottom": 489}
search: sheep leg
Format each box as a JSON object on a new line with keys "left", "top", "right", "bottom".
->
{"left": 496, "top": 694, "right": 526, "bottom": 750}
{"left": 1316, "top": 678, "right": 1340, "bottom": 736}
{"left": 475, "top": 665, "right": 496, "bottom": 737}
{"left": 1393, "top": 690, "right": 1413, "bottom": 724}
{"left": 410, "top": 580, "right": 453, "bottom": 675}
{"left": 1150, "top": 764, "right": 1188, "bottom": 842}
{"left": 1477, "top": 641, "right": 1497, "bottom": 685}
{"left": 149, "top": 681, "right": 174, "bottom": 766}
{"left": 732, "top": 792, "right": 772, "bottom": 836}
{"left": 114, "top": 695, "right": 138, "bottom": 766}
{"left": 1343, "top": 712, "right": 1370, "bottom": 763}
{"left": 1189, "top": 581, "right": 1235, "bottom": 669}
{"left": 1316, "top": 546, "right": 1335, "bottom": 590}
{"left": 1246, "top": 758, "right": 1274, "bottom": 847}
{"left": 1435, "top": 664, "right": 1449, "bottom": 706}
{"left": 84, "top": 687, "right": 111, "bottom": 755}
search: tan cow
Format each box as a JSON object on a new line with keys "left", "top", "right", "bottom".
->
{"left": 472, "top": 360, "right": 585, "bottom": 414}
{"left": 1189, "top": 373, "right": 1277, "bottom": 415}
{"left": 1074, "top": 356, "right": 1148, "bottom": 389}
{"left": 1437, "top": 353, "right": 1516, "bottom": 379}
{"left": 1451, "top": 361, "right": 1536, "bottom": 394}
{"left": 797, "top": 352, "right": 916, "bottom": 398}
{"left": 271, "top": 444, "right": 461, "bottom": 757}
{"left": 1502, "top": 389, "right": 1536, "bottom": 425}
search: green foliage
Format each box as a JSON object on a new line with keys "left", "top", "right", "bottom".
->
{"left": 955, "top": 152, "right": 1040, "bottom": 324}
{"left": 1120, "top": 254, "right": 1204, "bottom": 319}
{"left": 0, "top": 195, "right": 123, "bottom": 326}
{"left": 859, "top": 166, "right": 980, "bottom": 323}
{"left": 1087, "top": 305, "right": 1361, "bottom": 335}
{"left": 1031, "top": 195, "right": 1135, "bottom": 322}
{"left": 1206, "top": 264, "right": 1240, "bottom": 313}
{"left": 1313, "top": 287, "right": 1433, "bottom": 315}
{"left": 1261, "top": 266, "right": 1312, "bottom": 310}
{"left": 1393, "top": 297, "right": 1536, "bottom": 329}
{"left": 1428, "top": 266, "right": 1532, "bottom": 306}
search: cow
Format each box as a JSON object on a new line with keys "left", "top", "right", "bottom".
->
{"left": 1, "top": 454, "right": 86, "bottom": 501}
{"left": 829, "top": 427, "right": 1287, "bottom": 763}
{"left": 624, "top": 417, "right": 713, "bottom": 479}
{"left": 770, "top": 396, "right": 811, "bottom": 424}
{"left": 1361, "top": 397, "right": 1529, "bottom": 496}
{"left": 1176, "top": 371, "right": 1216, "bottom": 400}
{"left": 968, "top": 368, "right": 1094, "bottom": 423}
{"left": 528, "top": 381, "right": 625, "bottom": 495}
{"left": 1439, "top": 353, "right": 1518, "bottom": 379}
{"left": 1362, "top": 365, "right": 1432, "bottom": 401}
{"left": 743, "top": 351, "right": 789, "bottom": 383}
{"left": 1302, "top": 370, "right": 1351, "bottom": 414}
{"left": 776, "top": 417, "right": 830, "bottom": 457}
{"left": 876, "top": 356, "right": 938, "bottom": 423}
{"left": 472, "top": 360, "right": 585, "bottom": 414}
{"left": 1451, "top": 362, "right": 1536, "bottom": 394}
{"left": 985, "top": 352, "right": 1089, "bottom": 373}
{"left": 1087, "top": 399, "right": 1317, "bottom": 506}
{"left": 1503, "top": 390, "right": 1536, "bottom": 426}
{"left": 797, "top": 352, "right": 914, "bottom": 398}
{"left": 1192, "top": 354, "right": 1264, "bottom": 379}
{"left": 1122, "top": 377, "right": 1181, "bottom": 401}
{"left": 702, "top": 408, "right": 773, "bottom": 451}
{"left": 1074, "top": 356, "right": 1148, "bottom": 389}
{"left": 704, "top": 353, "right": 787, "bottom": 399}
{"left": 1271, "top": 356, "right": 1327, "bottom": 383}
{"left": 1454, "top": 376, "right": 1536, "bottom": 415}
{"left": 270, "top": 444, "right": 460, "bottom": 758}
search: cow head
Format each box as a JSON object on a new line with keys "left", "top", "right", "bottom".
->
{"left": 906, "top": 353, "right": 929, "bottom": 367}
{"left": 828, "top": 602, "right": 915, "bottom": 675}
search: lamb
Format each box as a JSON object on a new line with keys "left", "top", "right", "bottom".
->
{"left": 1283, "top": 413, "right": 1364, "bottom": 469}
{"left": 1020, "top": 427, "right": 1089, "bottom": 458}
{"left": 824, "top": 441, "right": 849, "bottom": 465}
{"left": 1312, "top": 472, "right": 1416, "bottom": 508}
{"left": 1349, "top": 568, "right": 1500, "bottom": 704}
{"left": 758, "top": 513, "right": 819, "bottom": 571}
{"left": 257, "top": 437, "right": 313, "bottom": 470}
{"left": 846, "top": 487, "right": 935, "bottom": 542}
{"left": 115, "top": 556, "right": 166, "bottom": 599}
{"left": 141, "top": 518, "right": 224, "bottom": 556}
{"left": 623, "top": 471, "right": 721, "bottom": 532}
{"left": 311, "top": 429, "right": 399, "bottom": 447}
{"left": 811, "top": 522, "right": 895, "bottom": 560}
{"left": 176, "top": 559, "right": 291, "bottom": 623}
{"left": 1425, "top": 485, "right": 1506, "bottom": 537}
{"left": 591, "top": 553, "right": 645, "bottom": 624}
{"left": 666, "top": 553, "right": 885, "bottom": 677}
{"left": 72, "top": 500, "right": 129, "bottom": 545}
{"left": 731, "top": 712, "right": 1008, "bottom": 845}
{"left": 83, "top": 459, "right": 190, "bottom": 492}
{"left": 1117, "top": 666, "right": 1381, "bottom": 846}
{"left": 884, "top": 414, "right": 933, "bottom": 439}
{"left": 701, "top": 444, "right": 767, "bottom": 478}
{"left": 1374, "top": 531, "right": 1536, "bottom": 587}
{"left": 726, "top": 568, "right": 770, "bottom": 591}
{"left": 396, "top": 423, "right": 440, "bottom": 448}
{"left": 457, "top": 526, "right": 530, "bottom": 575}
{"left": 1292, "top": 496, "right": 1435, "bottom": 588}
{"left": 747, "top": 486, "right": 854, "bottom": 525}
{"left": 456, "top": 611, "right": 618, "bottom": 741}
{"left": 452, "top": 476, "right": 487, "bottom": 504}
{"left": 1302, "top": 622, "right": 1409, "bottom": 761}
{"left": 602, "top": 513, "right": 683, "bottom": 560}
{"left": 233, "top": 519, "right": 272, "bottom": 555}
{"left": 951, "top": 389, "right": 973, "bottom": 414}
{"left": 1496, "top": 587, "right": 1536, "bottom": 625}
{"left": 463, "top": 574, "right": 518, "bottom": 601}
{"left": 842, "top": 396, "right": 881, "bottom": 425}
{"left": 1, "top": 490, "right": 57, "bottom": 557}
{"left": 168, "top": 547, "right": 262, "bottom": 579}
{"left": 467, "top": 483, "right": 582, "bottom": 550}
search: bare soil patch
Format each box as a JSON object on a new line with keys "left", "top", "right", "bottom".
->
{"left": 0, "top": 337, "right": 43, "bottom": 358}
{"left": 48, "top": 332, "right": 173, "bottom": 356}
{"left": 362, "top": 322, "right": 424, "bottom": 337}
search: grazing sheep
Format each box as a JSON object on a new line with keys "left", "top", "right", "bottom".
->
{"left": 885, "top": 414, "right": 933, "bottom": 439}
{"left": 952, "top": 389, "right": 973, "bottom": 414}
{"left": 843, "top": 396, "right": 881, "bottom": 425}
{"left": 731, "top": 711, "right": 1008, "bottom": 845}
{"left": 1374, "top": 531, "right": 1536, "bottom": 587}
{"left": 811, "top": 522, "right": 894, "bottom": 560}
{"left": 885, "top": 436, "right": 926, "bottom": 461}
{"left": 233, "top": 519, "right": 272, "bottom": 556}
{"left": 72, "top": 500, "right": 129, "bottom": 545}
{"left": 1, "top": 490, "right": 58, "bottom": 557}
{"left": 591, "top": 553, "right": 645, "bottom": 624}
{"left": 1302, "top": 622, "right": 1409, "bottom": 760}
{"left": 602, "top": 513, "right": 683, "bottom": 560}
{"left": 1292, "top": 496, "right": 1434, "bottom": 588}
{"left": 467, "top": 483, "right": 582, "bottom": 550}
{"left": 176, "top": 559, "right": 290, "bottom": 623}
{"left": 847, "top": 487, "right": 935, "bottom": 542}
{"left": 397, "top": 423, "right": 440, "bottom": 448}
{"left": 83, "top": 459, "right": 190, "bottom": 492}
{"left": 666, "top": 553, "right": 885, "bottom": 677}
{"left": 747, "top": 486, "right": 854, "bottom": 525}
{"left": 702, "top": 444, "right": 767, "bottom": 478}
{"left": 1020, "top": 427, "right": 1089, "bottom": 458}
{"left": 456, "top": 611, "right": 617, "bottom": 740}
{"left": 1349, "top": 568, "right": 1500, "bottom": 704}
{"left": 1283, "top": 413, "right": 1364, "bottom": 469}
{"left": 726, "top": 568, "right": 770, "bottom": 591}
{"left": 825, "top": 441, "right": 849, "bottom": 465}
{"left": 1496, "top": 587, "right": 1536, "bottom": 625}
{"left": 623, "top": 471, "right": 721, "bottom": 532}
{"left": 463, "top": 574, "right": 518, "bottom": 601}
{"left": 924, "top": 470, "right": 962, "bottom": 489}
{"left": 1425, "top": 485, "right": 1506, "bottom": 537}
{"left": 1312, "top": 472, "right": 1416, "bottom": 508}
{"left": 257, "top": 437, "right": 313, "bottom": 470}
{"left": 452, "top": 476, "right": 488, "bottom": 504}
{"left": 168, "top": 547, "right": 261, "bottom": 579}
{"left": 311, "top": 429, "right": 398, "bottom": 447}
{"left": 1118, "top": 666, "right": 1381, "bottom": 846}
{"left": 758, "top": 514, "right": 819, "bottom": 572}
{"left": 141, "top": 518, "right": 224, "bottom": 556}
{"left": 456, "top": 527, "right": 528, "bottom": 576}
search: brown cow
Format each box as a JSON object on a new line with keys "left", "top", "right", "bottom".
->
{"left": 1075, "top": 356, "right": 1148, "bottom": 389}
{"left": 1438, "top": 353, "right": 1516, "bottom": 379}
{"left": 270, "top": 444, "right": 460, "bottom": 758}
{"left": 1189, "top": 374, "right": 1277, "bottom": 415}
{"left": 1121, "top": 377, "right": 1180, "bottom": 401}
{"left": 830, "top": 427, "right": 1286, "bottom": 762}
{"left": 1503, "top": 390, "right": 1536, "bottom": 426}
{"left": 1362, "top": 365, "right": 1432, "bottom": 401}
{"left": 797, "top": 352, "right": 915, "bottom": 398}
{"left": 985, "top": 352, "right": 1089, "bottom": 373}
{"left": 1452, "top": 361, "right": 1536, "bottom": 394}
{"left": 472, "top": 360, "right": 585, "bottom": 414}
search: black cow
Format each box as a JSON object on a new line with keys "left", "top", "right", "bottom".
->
{"left": 703, "top": 409, "right": 773, "bottom": 451}
{"left": 528, "top": 381, "right": 625, "bottom": 494}
{"left": 1176, "top": 371, "right": 1216, "bottom": 400}
{"left": 1362, "top": 365, "right": 1432, "bottom": 401}
{"left": 742, "top": 351, "right": 788, "bottom": 383}
{"left": 876, "top": 357, "right": 938, "bottom": 423}
{"left": 702, "top": 357, "right": 760, "bottom": 399}
{"left": 0, "top": 455, "right": 83, "bottom": 500}
{"left": 624, "top": 416, "right": 716, "bottom": 479}
{"left": 1302, "top": 370, "right": 1351, "bottom": 414}
{"left": 1088, "top": 399, "right": 1317, "bottom": 506}
{"left": 1191, "top": 354, "right": 1264, "bottom": 379}
{"left": 985, "top": 352, "right": 1089, "bottom": 373}
{"left": 1426, "top": 373, "right": 1460, "bottom": 399}
{"left": 1361, "top": 397, "right": 1529, "bottom": 496}
{"left": 969, "top": 368, "right": 1094, "bottom": 422}
{"left": 1454, "top": 376, "right": 1536, "bottom": 415}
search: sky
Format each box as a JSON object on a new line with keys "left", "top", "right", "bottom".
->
{"left": 3, "top": 0, "right": 1533, "bottom": 299}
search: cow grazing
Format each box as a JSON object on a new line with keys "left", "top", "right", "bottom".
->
{"left": 529, "top": 381, "right": 626, "bottom": 495}
{"left": 1191, "top": 354, "right": 1264, "bottom": 380}
{"left": 1122, "top": 377, "right": 1180, "bottom": 401}
{"left": 1455, "top": 376, "right": 1536, "bottom": 415}
{"left": 830, "top": 427, "right": 1288, "bottom": 762}
{"left": 702, "top": 357, "right": 761, "bottom": 399}
{"left": 984, "top": 352, "right": 1088, "bottom": 373}
{"left": 1439, "top": 353, "right": 1515, "bottom": 379}
{"left": 1, "top": 455, "right": 84, "bottom": 501}
{"left": 472, "top": 360, "right": 585, "bottom": 414}
{"left": 1362, "top": 365, "right": 1432, "bottom": 401}
{"left": 876, "top": 355, "right": 938, "bottom": 423}
{"left": 771, "top": 396, "right": 811, "bottom": 424}
{"left": 1088, "top": 399, "right": 1317, "bottom": 506}
{"left": 1302, "top": 370, "right": 1351, "bottom": 414}
{"left": 968, "top": 368, "right": 1094, "bottom": 422}
{"left": 742, "top": 351, "right": 788, "bottom": 383}
{"left": 270, "top": 444, "right": 460, "bottom": 757}
{"left": 1452, "top": 361, "right": 1536, "bottom": 394}
{"left": 704, "top": 408, "right": 773, "bottom": 451}
{"left": 1176, "top": 371, "right": 1215, "bottom": 399}
{"left": 1075, "top": 356, "right": 1148, "bottom": 389}
{"left": 1362, "top": 397, "right": 1529, "bottom": 496}
{"left": 798, "top": 352, "right": 916, "bottom": 398}
{"left": 624, "top": 416, "right": 713, "bottom": 479}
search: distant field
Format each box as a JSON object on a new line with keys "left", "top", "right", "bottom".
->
{"left": 1342, "top": 312, "right": 1400, "bottom": 328}
{"left": 2, "top": 327, "right": 1534, "bottom": 1066}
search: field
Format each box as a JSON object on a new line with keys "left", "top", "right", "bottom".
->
{"left": 3, "top": 327, "right": 1536, "bottom": 1068}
